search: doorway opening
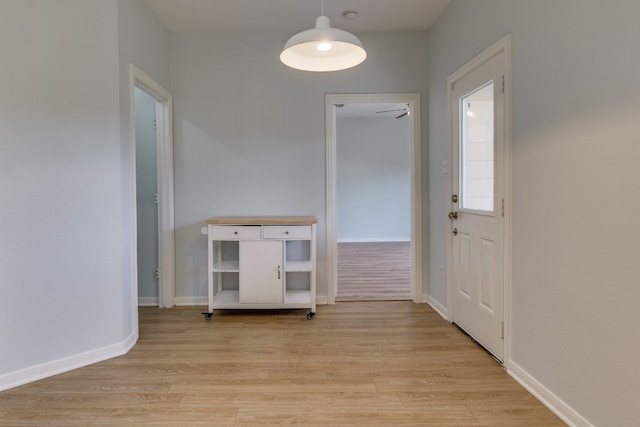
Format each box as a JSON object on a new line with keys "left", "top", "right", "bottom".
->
{"left": 129, "top": 64, "right": 175, "bottom": 324}
{"left": 135, "top": 86, "right": 160, "bottom": 306}
{"left": 326, "top": 94, "right": 422, "bottom": 304}
{"left": 334, "top": 102, "right": 412, "bottom": 301}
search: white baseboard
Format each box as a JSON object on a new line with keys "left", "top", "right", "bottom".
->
{"left": 421, "top": 295, "right": 592, "bottom": 426}
{"left": 508, "top": 361, "right": 593, "bottom": 427}
{"left": 138, "top": 297, "right": 159, "bottom": 306}
{"left": 174, "top": 296, "right": 208, "bottom": 306}
{"left": 337, "top": 237, "right": 411, "bottom": 243}
{"left": 0, "top": 331, "right": 137, "bottom": 392}
{"left": 425, "top": 295, "right": 449, "bottom": 321}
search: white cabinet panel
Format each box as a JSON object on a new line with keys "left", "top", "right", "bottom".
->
{"left": 239, "top": 241, "right": 283, "bottom": 304}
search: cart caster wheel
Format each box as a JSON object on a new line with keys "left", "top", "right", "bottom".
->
{"left": 202, "top": 312, "right": 213, "bottom": 320}
{"left": 307, "top": 312, "right": 315, "bottom": 320}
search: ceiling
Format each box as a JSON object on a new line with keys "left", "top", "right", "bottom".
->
{"left": 143, "top": 1, "right": 449, "bottom": 119}
{"left": 144, "top": 0, "right": 452, "bottom": 34}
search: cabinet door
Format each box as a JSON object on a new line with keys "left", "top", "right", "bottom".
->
{"left": 239, "top": 240, "right": 283, "bottom": 304}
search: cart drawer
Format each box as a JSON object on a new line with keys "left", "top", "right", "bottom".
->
{"left": 209, "top": 225, "right": 261, "bottom": 240}
{"left": 263, "top": 225, "right": 312, "bottom": 240}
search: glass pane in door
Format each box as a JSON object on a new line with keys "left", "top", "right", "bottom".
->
{"left": 460, "top": 82, "right": 494, "bottom": 212}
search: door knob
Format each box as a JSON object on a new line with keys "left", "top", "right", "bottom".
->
{"left": 448, "top": 211, "right": 458, "bottom": 220}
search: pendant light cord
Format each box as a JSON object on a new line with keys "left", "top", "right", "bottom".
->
{"left": 321, "top": 0, "right": 324, "bottom": 16}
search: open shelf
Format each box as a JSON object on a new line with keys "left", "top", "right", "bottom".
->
{"left": 212, "top": 260, "right": 239, "bottom": 272}
{"left": 284, "top": 290, "right": 312, "bottom": 305}
{"left": 211, "top": 290, "right": 312, "bottom": 308}
{"left": 285, "top": 260, "right": 312, "bottom": 272}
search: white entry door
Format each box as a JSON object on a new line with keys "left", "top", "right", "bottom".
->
{"left": 450, "top": 52, "right": 505, "bottom": 361}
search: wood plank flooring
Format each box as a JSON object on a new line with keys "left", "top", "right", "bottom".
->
{"left": 337, "top": 242, "right": 412, "bottom": 301}
{"left": 0, "top": 302, "right": 564, "bottom": 426}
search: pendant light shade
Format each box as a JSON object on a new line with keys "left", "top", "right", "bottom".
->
{"left": 280, "top": 16, "right": 366, "bottom": 72}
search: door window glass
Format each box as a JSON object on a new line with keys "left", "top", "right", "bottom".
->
{"left": 460, "top": 83, "right": 494, "bottom": 212}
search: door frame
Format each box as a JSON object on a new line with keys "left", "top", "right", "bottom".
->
{"left": 325, "top": 93, "right": 422, "bottom": 304}
{"left": 129, "top": 64, "right": 176, "bottom": 313}
{"left": 446, "top": 35, "right": 512, "bottom": 365}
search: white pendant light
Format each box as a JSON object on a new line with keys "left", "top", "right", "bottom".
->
{"left": 280, "top": 4, "right": 366, "bottom": 72}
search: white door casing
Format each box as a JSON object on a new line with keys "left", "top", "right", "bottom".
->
{"left": 325, "top": 93, "right": 422, "bottom": 304}
{"left": 129, "top": 64, "right": 176, "bottom": 322}
{"left": 447, "top": 36, "right": 511, "bottom": 363}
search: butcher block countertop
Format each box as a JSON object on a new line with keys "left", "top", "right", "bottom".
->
{"left": 206, "top": 216, "right": 317, "bottom": 225}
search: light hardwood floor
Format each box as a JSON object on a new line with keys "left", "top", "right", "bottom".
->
{"left": 0, "top": 302, "right": 563, "bottom": 426}
{"left": 337, "top": 242, "right": 412, "bottom": 301}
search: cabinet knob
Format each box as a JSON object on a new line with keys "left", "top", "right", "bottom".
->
{"left": 234, "top": 231, "right": 238, "bottom": 235}
{"left": 285, "top": 231, "right": 289, "bottom": 235}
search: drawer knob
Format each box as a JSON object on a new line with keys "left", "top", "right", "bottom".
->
{"left": 285, "top": 231, "right": 289, "bottom": 235}
{"left": 234, "top": 231, "right": 238, "bottom": 235}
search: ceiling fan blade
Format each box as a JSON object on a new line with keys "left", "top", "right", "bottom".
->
{"left": 376, "top": 108, "right": 406, "bottom": 114}
{"left": 396, "top": 111, "right": 409, "bottom": 119}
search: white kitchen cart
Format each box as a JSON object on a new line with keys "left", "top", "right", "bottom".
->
{"left": 203, "top": 216, "right": 317, "bottom": 320}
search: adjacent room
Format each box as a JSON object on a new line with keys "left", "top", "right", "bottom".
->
{"left": 335, "top": 102, "right": 413, "bottom": 301}
{"left": 1, "top": 1, "right": 638, "bottom": 426}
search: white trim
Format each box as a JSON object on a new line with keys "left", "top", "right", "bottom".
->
{"left": 174, "top": 296, "right": 208, "bottom": 306}
{"left": 326, "top": 101, "right": 338, "bottom": 303}
{"left": 0, "top": 332, "right": 136, "bottom": 392}
{"left": 128, "top": 66, "right": 140, "bottom": 340}
{"left": 337, "top": 237, "right": 411, "bottom": 243}
{"left": 426, "top": 295, "right": 449, "bottom": 320}
{"left": 503, "top": 35, "right": 514, "bottom": 372}
{"left": 138, "top": 297, "right": 159, "bottom": 306}
{"left": 508, "top": 362, "right": 594, "bottom": 427}
{"left": 326, "top": 93, "right": 422, "bottom": 305}
{"left": 129, "top": 64, "right": 176, "bottom": 311}
{"left": 446, "top": 34, "right": 512, "bottom": 361}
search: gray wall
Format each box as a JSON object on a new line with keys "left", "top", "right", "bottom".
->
{"left": 0, "top": 0, "right": 169, "bottom": 386}
{"left": 336, "top": 117, "right": 411, "bottom": 241}
{"left": 170, "top": 32, "right": 429, "bottom": 301}
{"left": 0, "top": 0, "right": 123, "bottom": 376}
{"left": 427, "top": 1, "right": 640, "bottom": 425}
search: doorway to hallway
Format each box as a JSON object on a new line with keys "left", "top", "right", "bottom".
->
{"left": 129, "top": 64, "right": 176, "bottom": 323}
{"left": 326, "top": 94, "right": 422, "bottom": 304}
